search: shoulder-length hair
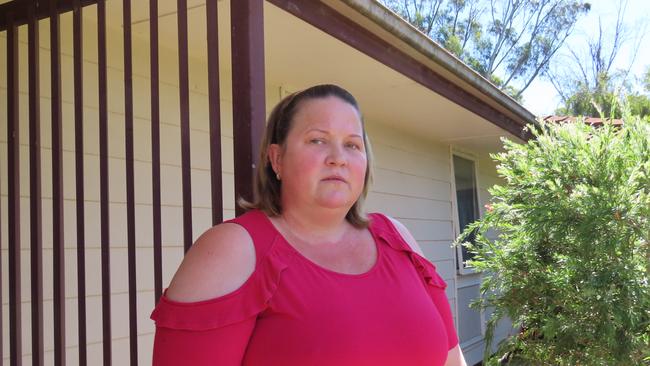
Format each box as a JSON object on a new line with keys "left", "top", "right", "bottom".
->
{"left": 239, "top": 84, "right": 374, "bottom": 228}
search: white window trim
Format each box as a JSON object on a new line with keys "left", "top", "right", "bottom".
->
{"left": 449, "top": 147, "right": 483, "bottom": 276}
{"left": 449, "top": 147, "right": 488, "bottom": 339}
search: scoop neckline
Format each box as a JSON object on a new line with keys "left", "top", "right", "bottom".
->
{"left": 259, "top": 212, "right": 383, "bottom": 278}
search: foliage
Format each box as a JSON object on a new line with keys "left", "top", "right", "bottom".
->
{"left": 380, "top": 0, "right": 590, "bottom": 99}
{"left": 456, "top": 115, "right": 650, "bottom": 365}
{"left": 627, "top": 93, "right": 650, "bottom": 118}
{"left": 555, "top": 83, "right": 650, "bottom": 119}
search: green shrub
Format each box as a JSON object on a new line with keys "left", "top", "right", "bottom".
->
{"left": 458, "top": 115, "right": 650, "bottom": 365}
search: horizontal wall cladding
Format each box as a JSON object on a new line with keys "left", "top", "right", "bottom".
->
{"left": 368, "top": 128, "right": 450, "bottom": 181}
{"left": 366, "top": 191, "right": 452, "bottom": 221}
{"left": 364, "top": 122, "right": 455, "bottom": 223}
{"left": 372, "top": 145, "right": 451, "bottom": 182}
{"left": 458, "top": 284, "right": 482, "bottom": 342}
{"left": 396, "top": 218, "right": 454, "bottom": 242}
{"left": 420, "top": 240, "right": 455, "bottom": 263}
{"left": 372, "top": 167, "right": 452, "bottom": 202}
{"left": 363, "top": 121, "right": 459, "bottom": 324}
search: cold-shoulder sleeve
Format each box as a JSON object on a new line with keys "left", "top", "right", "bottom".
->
{"left": 150, "top": 252, "right": 287, "bottom": 365}
{"left": 370, "top": 213, "right": 459, "bottom": 350}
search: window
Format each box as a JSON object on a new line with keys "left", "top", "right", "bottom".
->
{"left": 452, "top": 154, "right": 480, "bottom": 270}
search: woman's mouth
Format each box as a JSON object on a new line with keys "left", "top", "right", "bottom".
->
{"left": 323, "top": 175, "right": 346, "bottom": 182}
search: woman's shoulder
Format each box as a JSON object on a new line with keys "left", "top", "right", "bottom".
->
{"left": 371, "top": 213, "right": 425, "bottom": 257}
{"left": 164, "top": 222, "right": 256, "bottom": 303}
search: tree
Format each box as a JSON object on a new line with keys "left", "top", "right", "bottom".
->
{"left": 627, "top": 92, "right": 650, "bottom": 117}
{"left": 459, "top": 117, "right": 650, "bottom": 365}
{"left": 553, "top": 74, "right": 650, "bottom": 119}
{"left": 549, "top": 0, "right": 649, "bottom": 118}
{"left": 380, "top": 0, "right": 590, "bottom": 100}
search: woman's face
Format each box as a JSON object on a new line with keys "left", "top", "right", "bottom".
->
{"left": 269, "top": 96, "right": 367, "bottom": 212}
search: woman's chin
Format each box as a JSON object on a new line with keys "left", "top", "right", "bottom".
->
{"left": 314, "top": 195, "right": 355, "bottom": 210}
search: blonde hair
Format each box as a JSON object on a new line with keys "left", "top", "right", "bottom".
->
{"left": 239, "top": 84, "right": 374, "bottom": 228}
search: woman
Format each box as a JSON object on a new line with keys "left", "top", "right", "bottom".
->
{"left": 151, "top": 84, "right": 467, "bottom": 366}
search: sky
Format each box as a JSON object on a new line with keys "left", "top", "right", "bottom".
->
{"left": 520, "top": 0, "right": 650, "bottom": 116}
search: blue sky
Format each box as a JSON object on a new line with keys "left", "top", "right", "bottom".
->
{"left": 520, "top": 0, "right": 650, "bottom": 116}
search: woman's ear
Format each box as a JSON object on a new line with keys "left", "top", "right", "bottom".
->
{"left": 267, "top": 143, "right": 282, "bottom": 176}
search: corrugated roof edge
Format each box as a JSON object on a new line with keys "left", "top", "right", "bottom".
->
{"left": 543, "top": 115, "right": 624, "bottom": 126}
{"left": 340, "top": 0, "right": 539, "bottom": 129}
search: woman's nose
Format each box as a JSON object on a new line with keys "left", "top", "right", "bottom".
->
{"left": 326, "top": 144, "right": 346, "bottom": 166}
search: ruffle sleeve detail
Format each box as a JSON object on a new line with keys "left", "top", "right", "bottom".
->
{"left": 370, "top": 213, "right": 459, "bottom": 349}
{"left": 370, "top": 213, "right": 447, "bottom": 290}
{"left": 150, "top": 252, "right": 288, "bottom": 331}
{"left": 406, "top": 250, "right": 448, "bottom": 290}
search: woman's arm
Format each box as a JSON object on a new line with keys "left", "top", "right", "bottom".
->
{"left": 445, "top": 344, "right": 468, "bottom": 366}
{"left": 387, "top": 216, "right": 426, "bottom": 256}
{"left": 165, "top": 223, "right": 255, "bottom": 302}
{"left": 153, "top": 318, "right": 256, "bottom": 366}
{"left": 152, "top": 223, "right": 257, "bottom": 365}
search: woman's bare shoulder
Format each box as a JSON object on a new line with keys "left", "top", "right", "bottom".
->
{"left": 164, "top": 222, "right": 256, "bottom": 303}
{"left": 385, "top": 215, "right": 425, "bottom": 257}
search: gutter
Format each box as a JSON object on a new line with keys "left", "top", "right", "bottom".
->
{"left": 339, "top": 0, "right": 539, "bottom": 129}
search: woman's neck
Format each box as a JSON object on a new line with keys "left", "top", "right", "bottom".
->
{"left": 277, "top": 206, "right": 352, "bottom": 245}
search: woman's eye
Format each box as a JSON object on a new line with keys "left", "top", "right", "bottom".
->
{"left": 310, "top": 138, "right": 324, "bottom": 144}
{"left": 346, "top": 142, "right": 361, "bottom": 150}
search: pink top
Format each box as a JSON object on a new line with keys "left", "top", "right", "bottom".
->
{"left": 151, "top": 210, "right": 458, "bottom": 365}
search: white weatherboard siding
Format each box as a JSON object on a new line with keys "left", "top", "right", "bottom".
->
{"left": 363, "top": 122, "right": 459, "bottom": 326}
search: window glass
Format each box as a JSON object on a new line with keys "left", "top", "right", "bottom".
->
{"left": 453, "top": 155, "right": 479, "bottom": 268}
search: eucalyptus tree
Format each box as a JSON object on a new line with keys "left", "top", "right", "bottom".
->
{"left": 380, "top": 0, "right": 590, "bottom": 99}
{"left": 548, "top": 0, "right": 649, "bottom": 118}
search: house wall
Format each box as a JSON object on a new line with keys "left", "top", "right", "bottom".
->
{"left": 1, "top": 4, "right": 505, "bottom": 366}
{"left": 363, "top": 122, "right": 509, "bottom": 366}
{"left": 363, "top": 122, "right": 458, "bottom": 320}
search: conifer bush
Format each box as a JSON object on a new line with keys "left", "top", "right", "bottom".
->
{"left": 459, "top": 116, "right": 650, "bottom": 365}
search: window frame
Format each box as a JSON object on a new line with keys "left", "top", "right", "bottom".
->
{"left": 449, "top": 148, "right": 483, "bottom": 275}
